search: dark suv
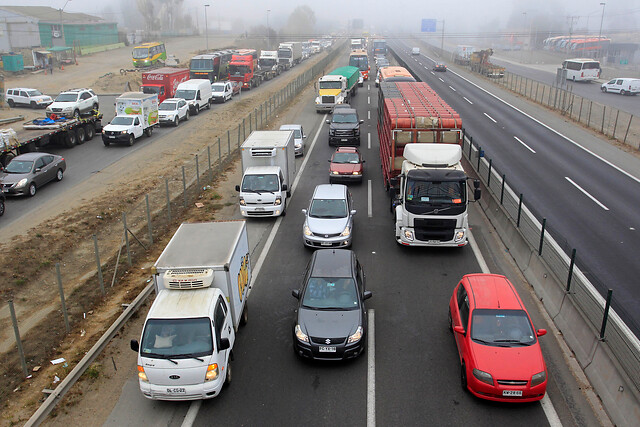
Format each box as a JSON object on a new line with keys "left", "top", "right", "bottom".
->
{"left": 292, "top": 249, "right": 372, "bottom": 360}
{"left": 326, "top": 108, "right": 363, "bottom": 146}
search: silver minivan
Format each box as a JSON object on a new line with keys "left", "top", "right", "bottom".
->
{"left": 601, "top": 78, "right": 640, "bottom": 95}
{"left": 302, "top": 184, "right": 356, "bottom": 248}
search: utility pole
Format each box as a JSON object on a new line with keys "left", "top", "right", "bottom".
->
{"left": 266, "top": 9, "right": 271, "bottom": 50}
{"left": 440, "top": 20, "right": 445, "bottom": 57}
{"left": 567, "top": 16, "right": 579, "bottom": 53}
{"left": 204, "top": 4, "right": 210, "bottom": 51}
{"left": 598, "top": 2, "right": 606, "bottom": 59}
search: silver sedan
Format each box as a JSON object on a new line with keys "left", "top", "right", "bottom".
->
{"left": 0, "top": 152, "right": 67, "bottom": 197}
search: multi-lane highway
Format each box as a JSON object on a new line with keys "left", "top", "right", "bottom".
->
{"left": 392, "top": 40, "right": 640, "bottom": 335}
{"left": 101, "top": 53, "right": 602, "bottom": 427}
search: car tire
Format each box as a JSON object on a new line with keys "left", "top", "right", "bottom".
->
{"left": 460, "top": 362, "right": 468, "bottom": 392}
{"left": 0, "top": 198, "right": 4, "bottom": 216}
{"left": 84, "top": 123, "right": 95, "bottom": 140}
{"left": 73, "top": 109, "right": 80, "bottom": 119}
{"left": 7, "top": 99, "right": 15, "bottom": 108}
{"left": 601, "top": 87, "right": 607, "bottom": 93}
{"left": 225, "top": 361, "right": 232, "bottom": 385}
{"left": 145, "top": 126, "right": 153, "bottom": 137}
{"left": 31, "top": 101, "right": 37, "bottom": 109}
{"left": 448, "top": 309, "right": 453, "bottom": 331}
{"left": 621, "top": 90, "right": 626, "bottom": 96}
{"left": 75, "top": 126, "right": 86, "bottom": 144}
{"left": 28, "top": 183, "right": 37, "bottom": 197}
{"left": 185, "top": 110, "right": 190, "bottom": 121}
{"left": 193, "top": 106, "right": 199, "bottom": 115}
{"left": 127, "top": 134, "right": 135, "bottom": 146}
{"left": 174, "top": 116, "right": 179, "bottom": 127}
{"left": 206, "top": 101, "right": 211, "bottom": 110}
{"left": 55, "top": 168, "right": 64, "bottom": 182}
{"left": 240, "top": 305, "right": 248, "bottom": 326}
{"left": 1, "top": 153, "right": 15, "bottom": 168}
{"left": 92, "top": 103, "right": 98, "bottom": 111}
{"left": 103, "top": 140, "right": 110, "bottom": 146}
{"left": 64, "top": 130, "right": 77, "bottom": 148}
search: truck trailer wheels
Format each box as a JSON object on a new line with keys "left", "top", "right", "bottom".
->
{"left": 64, "top": 130, "right": 77, "bottom": 148}
{"left": 84, "top": 123, "right": 95, "bottom": 140}
{"left": 75, "top": 126, "right": 86, "bottom": 144}
{"left": 145, "top": 127, "right": 153, "bottom": 137}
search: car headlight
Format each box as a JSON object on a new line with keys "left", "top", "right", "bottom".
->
{"left": 303, "top": 225, "right": 312, "bottom": 236}
{"left": 473, "top": 368, "right": 494, "bottom": 385}
{"left": 295, "top": 143, "right": 301, "bottom": 148}
{"left": 454, "top": 231, "right": 465, "bottom": 242}
{"left": 531, "top": 371, "right": 546, "bottom": 387}
{"left": 403, "top": 229, "right": 414, "bottom": 241}
{"left": 205, "top": 363, "right": 219, "bottom": 381}
{"left": 16, "top": 178, "right": 28, "bottom": 188}
{"left": 239, "top": 197, "right": 246, "bottom": 206}
{"left": 137, "top": 365, "right": 148, "bottom": 382}
{"left": 340, "top": 226, "right": 351, "bottom": 237}
{"left": 121, "top": 130, "right": 128, "bottom": 134}
{"left": 347, "top": 326, "right": 363, "bottom": 343}
{"left": 355, "top": 129, "right": 360, "bottom": 136}
{"left": 274, "top": 196, "right": 282, "bottom": 206}
{"left": 332, "top": 171, "right": 339, "bottom": 175}
{"left": 295, "top": 324, "right": 309, "bottom": 342}
{"left": 352, "top": 171, "right": 361, "bottom": 175}
{"left": 62, "top": 107, "right": 72, "bottom": 112}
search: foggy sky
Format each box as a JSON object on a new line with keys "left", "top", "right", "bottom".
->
{"left": 1, "top": 0, "right": 639, "bottom": 37}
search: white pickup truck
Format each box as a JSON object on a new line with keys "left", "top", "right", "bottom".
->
{"left": 102, "top": 92, "right": 159, "bottom": 146}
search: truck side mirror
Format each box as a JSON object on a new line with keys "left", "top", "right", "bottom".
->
{"left": 363, "top": 291, "right": 373, "bottom": 300}
{"left": 219, "top": 338, "right": 230, "bottom": 351}
{"left": 359, "top": 120, "right": 364, "bottom": 124}
{"left": 474, "top": 188, "right": 481, "bottom": 201}
{"left": 301, "top": 208, "right": 307, "bottom": 215}
{"left": 281, "top": 184, "right": 288, "bottom": 191}
{"left": 473, "top": 179, "right": 480, "bottom": 189}
{"left": 453, "top": 326, "right": 465, "bottom": 335}
{"left": 325, "top": 119, "right": 330, "bottom": 124}
{"left": 303, "top": 135, "right": 307, "bottom": 139}
{"left": 292, "top": 289, "right": 300, "bottom": 299}
{"left": 350, "top": 210, "right": 357, "bottom": 216}
{"left": 130, "top": 339, "right": 139, "bottom": 352}
{"left": 235, "top": 185, "right": 240, "bottom": 191}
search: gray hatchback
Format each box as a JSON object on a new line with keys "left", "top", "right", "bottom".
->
{"left": 0, "top": 152, "right": 66, "bottom": 197}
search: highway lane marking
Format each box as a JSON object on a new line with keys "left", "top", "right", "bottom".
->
{"left": 368, "top": 179, "right": 372, "bottom": 217}
{"left": 368, "top": 84, "right": 370, "bottom": 91}
{"left": 180, "top": 114, "right": 329, "bottom": 427}
{"left": 565, "top": 177, "right": 610, "bottom": 210}
{"left": 483, "top": 113, "right": 497, "bottom": 123}
{"left": 443, "top": 67, "right": 640, "bottom": 185}
{"left": 463, "top": 97, "right": 473, "bottom": 104}
{"left": 368, "top": 132, "right": 371, "bottom": 149}
{"left": 514, "top": 136, "right": 536, "bottom": 153}
{"left": 368, "top": 110, "right": 370, "bottom": 120}
{"left": 438, "top": 77, "right": 444, "bottom": 82}
{"left": 449, "top": 86, "right": 456, "bottom": 92}
{"left": 368, "top": 96, "right": 371, "bottom": 105}
{"left": 367, "top": 308, "right": 376, "bottom": 427}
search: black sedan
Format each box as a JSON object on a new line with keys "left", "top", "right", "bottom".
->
{"left": 433, "top": 63, "right": 447, "bottom": 72}
{"left": 292, "top": 249, "right": 372, "bottom": 360}
{"left": 0, "top": 152, "right": 66, "bottom": 197}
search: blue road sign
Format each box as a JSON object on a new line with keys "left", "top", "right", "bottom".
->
{"left": 421, "top": 19, "right": 437, "bottom": 32}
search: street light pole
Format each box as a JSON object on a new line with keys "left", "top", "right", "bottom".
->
{"left": 59, "top": 0, "right": 72, "bottom": 47}
{"left": 440, "top": 20, "right": 445, "bottom": 57}
{"left": 204, "top": 4, "right": 210, "bottom": 51}
{"left": 598, "top": 2, "right": 606, "bottom": 58}
{"left": 266, "top": 9, "right": 271, "bottom": 50}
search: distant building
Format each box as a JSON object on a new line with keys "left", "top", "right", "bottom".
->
{"left": 0, "top": 6, "right": 118, "bottom": 51}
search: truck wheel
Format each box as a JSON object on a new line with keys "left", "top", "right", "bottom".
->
{"left": 1, "top": 153, "right": 15, "bottom": 167}
{"left": 193, "top": 106, "right": 199, "bottom": 116}
{"left": 145, "top": 127, "right": 153, "bottom": 137}
{"left": 103, "top": 140, "right": 110, "bottom": 147}
{"left": 621, "top": 90, "right": 627, "bottom": 96}
{"left": 7, "top": 99, "right": 14, "bottom": 108}
{"left": 75, "top": 126, "right": 86, "bottom": 144}
{"left": 84, "top": 123, "right": 95, "bottom": 140}
{"left": 225, "top": 361, "right": 232, "bottom": 385}
{"left": 240, "top": 305, "right": 248, "bottom": 326}
{"left": 127, "top": 134, "right": 135, "bottom": 146}
{"left": 206, "top": 101, "right": 211, "bottom": 110}
{"left": 55, "top": 168, "right": 64, "bottom": 182}
{"left": 64, "top": 130, "right": 77, "bottom": 148}
{"left": 28, "top": 183, "right": 37, "bottom": 197}
{"left": 0, "top": 198, "right": 4, "bottom": 217}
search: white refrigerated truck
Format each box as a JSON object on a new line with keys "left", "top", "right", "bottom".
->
{"left": 130, "top": 221, "right": 251, "bottom": 400}
{"left": 102, "top": 92, "right": 158, "bottom": 146}
{"left": 235, "top": 130, "right": 296, "bottom": 217}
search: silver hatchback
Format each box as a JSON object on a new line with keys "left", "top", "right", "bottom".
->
{"left": 302, "top": 184, "right": 356, "bottom": 248}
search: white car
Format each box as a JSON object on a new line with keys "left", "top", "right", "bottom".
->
{"left": 411, "top": 47, "right": 420, "bottom": 55}
{"left": 211, "top": 81, "right": 233, "bottom": 103}
{"left": 46, "top": 88, "right": 99, "bottom": 118}
{"left": 6, "top": 88, "right": 53, "bottom": 109}
{"left": 158, "top": 98, "right": 189, "bottom": 126}
{"left": 601, "top": 78, "right": 640, "bottom": 96}
{"left": 279, "top": 124, "right": 306, "bottom": 156}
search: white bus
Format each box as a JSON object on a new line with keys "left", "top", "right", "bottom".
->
{"left": 561, "top": 58, "right": 601, "bottom": 82}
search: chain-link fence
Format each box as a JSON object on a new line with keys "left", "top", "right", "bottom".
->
{"left": 2, "top": 43, "right": 345, "bottom": 392}
{"left": 462, "top": 129, "right": 640, "bottom": 394}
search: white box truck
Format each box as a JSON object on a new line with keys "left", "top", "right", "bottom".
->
{"left": 102, "top": 92, "right": 159, "bottom": 146}
{"left": 235, "top": 130, "right": 296, "bottom": 217}
{"left": 130, "top": 221, "right": 251, "bottom": 400}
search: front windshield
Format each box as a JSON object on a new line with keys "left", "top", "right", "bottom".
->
{"left": 174, "top": 89, "right": 196, "bottom": 100}
{"left": 110, "top": 116, "right": 134, "bottom": 126}
{"left": 5, "top": 160, "right": 33, "bottom": 174}
{"left": 27, "top": 90, "right": 43, "bottom": 97}
{"left": 302, "top": 277, "right": 358, "bottom": 309}
{"left": 55, "top": 93, "right": 78, "bottom": 102}
{"left": 132, "top": 48, "right": 149, "bottom": 59}
{"left": 333, "top": 152, "right": 360, "bottom": 164}
{"left": 319, "top": 81, "right": 342, "bottom": 89}
{"left": 241, "top": 174, "right": 279, "bottom": 192}
{"left": 405, "top": 179, "right": 464, "bottom": 205}
{"left": 190, "top": 58, "right": 214, "bottom": 70}
{"left": 229, "top": 65, "right": 250, "bottom": 76}
{"left": 211, "top": 85, "right": 224, "bottom": 92}
{"left": 293, "top": 130, "right": 302, "bottom": 138}
{"left": 159, "top": 102, "right": 177, "bottom": 111}
{"left": 471, "top": 309, "right": 535, "bottom": 346}
{"left": 278, "top": 49, "right": 292, "bottom": 58}
{"left": 309, "top": 198, "right": 347, "bottom": 218}
{"left": 260, "top": 58, "right": 276, "bottom": 67}
{"left": 140, "top": 318, "right": 213, "bottom": 358}
{"left": 332, "top": 113, "right": 358, "bottom": 124}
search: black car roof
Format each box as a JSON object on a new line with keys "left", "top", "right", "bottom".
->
{"left": 310, "top": 249, "right": 354, "bottom": 278}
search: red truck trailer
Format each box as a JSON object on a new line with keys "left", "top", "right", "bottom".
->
{"left": 377, "top": 81, "right": 462, "bottom": 190}
{"left": 228, "top": 49, "right": 268, "bottom": 90}
{"left": 141, "top": 67, "right": 190, "bottom": 103}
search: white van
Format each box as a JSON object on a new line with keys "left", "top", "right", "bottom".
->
{"left": 411, "top": 47, "right": 420, "bottom": 56}
{"left": 601, "top": 78, "right": 640, "bottom": 96}
{"left": 174, "top": 79, "right": 212, "bottom": 114}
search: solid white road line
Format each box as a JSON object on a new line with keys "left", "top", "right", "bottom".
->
{"left": 367, "top": 309, "right": 376, "bottom": 427}
{"left": 368, "top": 110, "right": 370, "bottom": 120}
{"left": 565, "top": 177, "right": 610, "bottom": 210}
{"left": 368, "top": 180, "right": 372, "bottom": 217}
{"left": 484, "top": 113, "right": 497, "bottom": 123}
{"left": 181, "top": 400, "right": 202, "bottom": 427}
{"left": 445, "top": 67, "right": 640, "bottom": 185}
{"left": 368, "top": 133, "right": 371, "bottom": 149}
{"left": 514, "top": 136, "right": 536, "bottom": 153}
{"left": 449, "top": 86, "right": 456, "bottom": 92}
{"left": 463, "top": 97, "right": 473, "bottom": 104}
{"left": 541, "top": 395, "right": 564, "bottom": 427}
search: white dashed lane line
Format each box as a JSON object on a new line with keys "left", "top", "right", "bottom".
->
{"left": 449, "top": 86, "right": 456, "bottom": 92}
{"left": 484, "top": 113, "right": 497, "bottom": 123}
{"left": 463, "top": 97, "right": 473, "bottom": 104}
{"left": 565, "top": 177, "right": 610, "bottom": 211}
{"left": 514, "top": 136, "right": 536, "bottom": 153}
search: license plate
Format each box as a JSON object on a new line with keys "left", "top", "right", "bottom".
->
{"left": 319, "top": 346, "right": 336, "bottom": 353}
{"left": 108, "top": 136, "right": 115, "bottom": 139}
{"left": 428, "top": 240, "right": 440, "bottom": 244}
{"left": 166, "top": 387, "right": 186, "bottom": 394}
{"left": 320, "top": 241, "right": 332, "bottom": 246}
{"left": 502, "top": 390, "right": 523, "bottom": 397}
{"left": 341, "top": 138, "right": 348, "bottom": 142}
{"left": 255, "top": 207, "right": 265, "bottom": 211}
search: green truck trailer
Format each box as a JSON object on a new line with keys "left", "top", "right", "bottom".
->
{"left": 314, "top": 65, "right": 359, "bottom": 113}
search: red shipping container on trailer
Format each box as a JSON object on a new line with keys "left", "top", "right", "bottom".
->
{"left": 377, "top": 81, "right": 462, "bottom": 189}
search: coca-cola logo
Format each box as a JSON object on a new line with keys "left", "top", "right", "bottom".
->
{"left": 145, "top": 75, "right": 165, "bottom": 81}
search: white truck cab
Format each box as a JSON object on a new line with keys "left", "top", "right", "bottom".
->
{"left": 131, "top": 221, "right": 251, "bottom": 401}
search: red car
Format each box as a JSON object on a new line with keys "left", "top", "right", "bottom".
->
{"left": 448, "top": 274, "right": 548, "bottom": 402}
{"left": 328, "top": 147, "right": 365, "bottom": 183}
